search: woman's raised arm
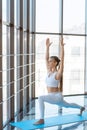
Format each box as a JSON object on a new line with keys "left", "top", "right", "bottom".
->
{"left": 56, "top": 37, "right": 64, "bottom": 80}
{"left": 45, "top": 38, "right": 52, "bottom": 70}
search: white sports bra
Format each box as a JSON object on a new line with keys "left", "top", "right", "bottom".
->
{"left": 45, "top": 72, "right": 59, "bottom": 87}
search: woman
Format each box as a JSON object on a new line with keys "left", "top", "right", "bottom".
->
{"left": 34, "top": 37, "right": 85, "bottom": 125}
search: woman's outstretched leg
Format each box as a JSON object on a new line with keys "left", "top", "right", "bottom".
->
{"left": 57, "top": 98, "right": 85, "bottom": 115}
{"left": 34, "top": 93, "right": 85, "bottom": 125}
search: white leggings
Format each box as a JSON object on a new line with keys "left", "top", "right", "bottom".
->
{"left": 38, "top": 92, "right": 82, "bottom": 119}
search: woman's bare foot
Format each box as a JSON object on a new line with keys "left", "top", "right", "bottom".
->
{"left": 33, "top": 119, "right": 44, "bottom": 125}
{"left": 79, "top": 107, "right": 85, "bottom": 116}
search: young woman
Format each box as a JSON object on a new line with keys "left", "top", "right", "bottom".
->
{"left": 34, "top": 37, "right": 85, "bottom": 125}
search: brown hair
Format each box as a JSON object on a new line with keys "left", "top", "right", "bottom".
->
{"left": 50, "top": 56, "right": 60, "bottom": 66}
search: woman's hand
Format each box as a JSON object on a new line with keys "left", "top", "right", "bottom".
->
{"left": 46, "top": 38, "right": 52, "bottom": 48}
{"left": 59, "top": 37, "right": 65, "bottom": 46}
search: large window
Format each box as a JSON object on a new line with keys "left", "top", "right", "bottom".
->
{"left": 63, "top": 0, "right": 85, "bottom": 34}
{"left": 0, "top": 0, "right": 34, "bottom": 129}
{"left": 36, "top": 0, "right": 59, "bottom": 33}
{"left": 63, "top": 36, "right": 85, "bottom": 95}
{"left": 0, "top": 0, "right": 87, "bottom": 129}
{"left": 35, "top": 0, "right": 85, "bottom": 96}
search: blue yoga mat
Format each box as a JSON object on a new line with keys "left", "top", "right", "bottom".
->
{"left": 10, "top": 112, "right": 87, "bottom": 130}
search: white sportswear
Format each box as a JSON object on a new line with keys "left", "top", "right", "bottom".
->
{"left": 38, "top": 72, "right": 82, "bottom": 119}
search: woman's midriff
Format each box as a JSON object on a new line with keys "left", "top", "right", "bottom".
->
{"left": 47, "top": 87, "right": 59, "bottom": 93}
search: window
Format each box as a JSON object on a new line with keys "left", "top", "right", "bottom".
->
{"left": 36, "top": 0, "right": 59, "bottom": 33}
{"left": 63, "top": 0, "right": 85, "bottom": 34}
{"left": 63, "top": 36, "right": 85, "bottom": 95}
{"left": 35, "top": 0, "right": 85, "bottom": 96}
